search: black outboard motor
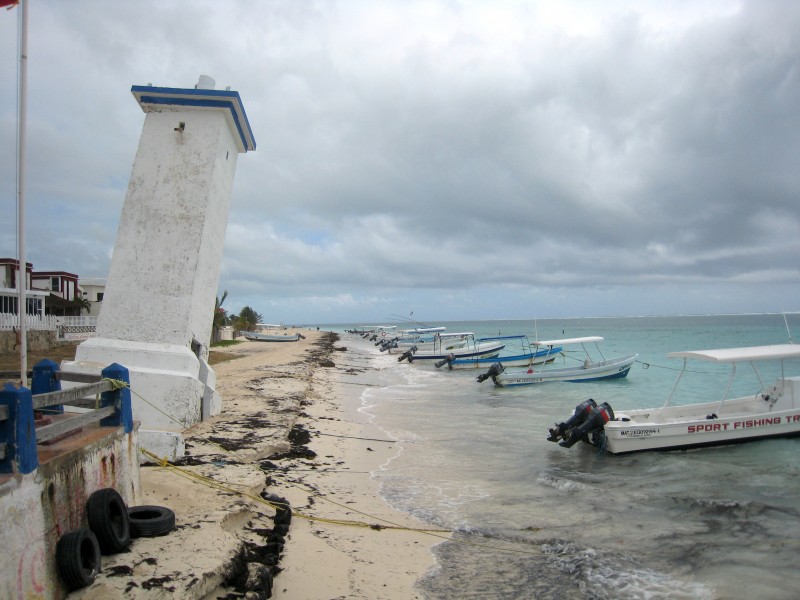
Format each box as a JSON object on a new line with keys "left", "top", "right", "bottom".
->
{"left": 398, "top": 346, "right": 418, "bottom": 363}
{"left": 476, "top": 362, "right": 505, "bottom": 383}
{"left": 559, "top": 402, "right": 615, "bottom": 448}
{"left": 435, "top": 353, "right": 456, "bottom": 369}
{"left": 547, "top": 399, "right": 597, "bottom": 443}
{"left": 379, "top": 339, "right": 398, "bottom": 352}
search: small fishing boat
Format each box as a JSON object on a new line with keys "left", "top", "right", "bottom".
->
{"left": 547, "top": 343, "right": 800, "bottom": 454}
{"left": 437, "top": 335, "right": 563, "bottom": 369}
{"left": 377, "top": 326, "right": 447, "bottom": 351}
{"left": 241, "top": 331, "right": 304, "bottom": 342}
{"left": 396, "top": 332, "right": 505, "bottom": 363}
{"left": 478, "top": 336, "right": 637, "bottom": 386}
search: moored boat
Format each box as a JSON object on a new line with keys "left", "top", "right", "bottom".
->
{"left": 241, "top": 331, "right": 304, "bottom": 342}
{"left": 547, "top": 343, "right": 800, "bottom": 454}
{"left": 438, "top": 335, "right": 563, "bottom": 369}
{"left": 479, "top": 336, "right": 637, "bottom": 386}
{"left": 396, "top": 332, "right": 505, "bottom": 363}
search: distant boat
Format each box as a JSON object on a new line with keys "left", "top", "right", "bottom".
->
{"left": 548, "top": 343, "right": 800, "bottom": 454}
{"left": 479, "top": 336, "right": 637, "bottom": 386}
{"left": 437, "top": 335, "right": 563, "bottom": 369}
{"left": 241, "top": 331, "right": 304, "bottom": 342}
{"left": 396, "top": 332, "right": 505, "bottom": 363}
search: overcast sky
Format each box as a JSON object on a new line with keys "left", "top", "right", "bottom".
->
{"left": 1, "top": 1, "right": 798, "bottom": 325}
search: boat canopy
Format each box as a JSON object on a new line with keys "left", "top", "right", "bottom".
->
{"left": 437, "top": 332, "right": 475, "bottom": 338}
{"left": 532, "top": 336, "right": 604, "bottom": 346}
{"left": 400, "top": 327, "right": 446, "bottom": 334}
{"left": 668, "top": 344, "right": 800, "bottom": 363}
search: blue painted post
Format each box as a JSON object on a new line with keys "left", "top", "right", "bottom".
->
{"left": 31, "top": 358, "right": 63, "bottom": 414}
{"left": 0, "top": 383, "right": 39, "bottom": 475}
{"left": 100, "top": 363, "right": 133, "bottom": 433}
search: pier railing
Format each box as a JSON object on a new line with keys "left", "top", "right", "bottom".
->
{"left": 0, "top": 360, "right": 132, "bottom": 475}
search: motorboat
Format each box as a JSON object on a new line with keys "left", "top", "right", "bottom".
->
{"left": 479, "top": 336, "right": 637, "bottom": 386}
{"left": 241, "top": 331, "right": 304, "bottom": 342}
{"left": 377, "top": 326, "right": 447, "bottom": 352}
{"left": 396, "top": 332, "right": 505, "bottom": 363}
{"left": 437, "top": 335, "right": 563, "bottom": 369}
{"left": 547, "top": 343, "right": 800, "bottom": 454}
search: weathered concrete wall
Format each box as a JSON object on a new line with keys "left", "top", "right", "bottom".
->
{"left": 0, "top": 329, "right": 57, "bottom": 353}
{"left": 95, "top": 109, "right": 239, "bottom": 348}
{"left": 0, "top": 425, "right": 141, "bottom": 599}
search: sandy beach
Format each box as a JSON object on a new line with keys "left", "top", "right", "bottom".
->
{"left": 70, "top": 329, "right": 439, "bottom": 599}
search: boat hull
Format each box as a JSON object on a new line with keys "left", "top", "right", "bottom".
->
{"left": 447, "top": 347, "right": 562, "bottom": 369}
{"left": 494, "top": 354, "right": 637, "bottom": 386}
{"left": 242, "top": 332, "right": 301, "bottom": 342}
{"left": 602, "top": 382, "right": 800, "bottom": 453}
{"left": 409, "top": 343, "right": 505, "bottom": 362}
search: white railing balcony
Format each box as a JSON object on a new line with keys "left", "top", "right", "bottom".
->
{"left": 0, "top": 314, "right": 59, "bottom": 331}
{"left": 57, "top": 316, "right": 98, "bottom": 328}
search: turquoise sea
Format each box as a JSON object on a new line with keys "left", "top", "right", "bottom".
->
{"left": 320, "top": 315, "right": 800, "bottom": 600}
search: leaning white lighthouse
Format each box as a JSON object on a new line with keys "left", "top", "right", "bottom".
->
{"left": 65, "top": 76, "right": 255, "bottom": 459}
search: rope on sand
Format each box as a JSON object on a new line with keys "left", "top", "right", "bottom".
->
{"left": 138, "top": 448, "right": 544, "bottom": 555}
{"left": 309, "top": 430, "right": 396, "bottom": 443}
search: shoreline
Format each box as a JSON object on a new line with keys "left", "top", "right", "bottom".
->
{"left": 269, "top": 332, "right": 438, "bottom": 599}
{"left": 69, "top": 330, "right": 438, "bottom": 599}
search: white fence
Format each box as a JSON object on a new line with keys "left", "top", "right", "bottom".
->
{"left": 0, "top": 315, "right": 98, "bottom": 339}
{"left": 0, "top": 314, "right": 61, "bottom": 331}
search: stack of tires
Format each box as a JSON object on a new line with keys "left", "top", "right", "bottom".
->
{"left": 55, "top": 488, "right": 175, "bottom": 591}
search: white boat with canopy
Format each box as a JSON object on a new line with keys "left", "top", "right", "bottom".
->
{"left": 547, "top": 343, "right": 800, "bottom": 454}
{"left": 439, "top": 335, "right": 563, "bottom": 369}
{"left": 395, "top": 332, "right": 506, "bottom": 363}
{"left": 480, "top": 337, "right": 637, "bottom": 386}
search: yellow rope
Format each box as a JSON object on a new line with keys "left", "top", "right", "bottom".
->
{"left": 137, "top": 447, "right": 542, "bottom": 555}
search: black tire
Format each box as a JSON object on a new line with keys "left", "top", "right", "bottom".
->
{"left": 86, "top": 488, "right": 131, "bottom": 554}
{"left": 127, "top": 505, "right": 176, "bottom": 538}
{"left": 56, "top": 528, "right": 101, "bottom": 590}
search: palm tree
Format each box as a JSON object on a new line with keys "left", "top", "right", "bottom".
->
{"left": 74, "top": 297, "right": 92, "bottom": 315}
{"left": 234, "top": 306, "right": 263, "bottom": 333}
{"left": 213, "top": 290, "right": 229, "bottom": 328}
{"left": 211, "top": 290, "right": 229, "bottom": 344}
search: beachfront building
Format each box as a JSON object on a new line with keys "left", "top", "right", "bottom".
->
{"left": 30, "top": 268, "right": 85, "bottom": 317}
{"left": 0, "top": 258, "right": 52, "bottom": 327}
{"left": 78, "top": 277, "right": 106, "bottom": 317}
{"left": 0, "top": 259, "right": 103, "bottom": 344}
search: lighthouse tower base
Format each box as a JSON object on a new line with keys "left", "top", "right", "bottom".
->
{"left": 63, "top": 337, "right": 222, "bottom": 462}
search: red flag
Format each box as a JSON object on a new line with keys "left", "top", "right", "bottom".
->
{"left": 0, "top": 0, "right": 19, "bottom": 9}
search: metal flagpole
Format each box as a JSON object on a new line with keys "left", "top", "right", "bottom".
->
{"left": 16, "top": 0, "right": 28, "bottom": 386}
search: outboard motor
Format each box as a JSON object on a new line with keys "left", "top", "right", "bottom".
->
{"left": 477, "top": 362, "right": 505, "bottom": 383}
{"left": 379, "top": 339, "right": 398, "bottom": 352}
{"left": 559, "top": 402, "right": 615, "bottom": 448}
{"left": 435, "top": 353, "right": 456, "bottom": 369}
{"left": 397, "top": 346, "right": 418, "bottom": 363}
{"left": 547, "top": 399, "right": 597, "bottom": 443}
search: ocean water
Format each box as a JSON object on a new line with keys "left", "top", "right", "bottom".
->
{"left": 324, "top": 315, "right": 800, "bottom": 600}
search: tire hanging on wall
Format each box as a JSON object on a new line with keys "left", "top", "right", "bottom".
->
{"left": 127, "top": 505, "right": 176, "bottom": 538}
{"left": 86, "top": 488, "right": 131, "bottom": 554}
{"left": 56, "top": 528, "right": 101, "bottom": 591}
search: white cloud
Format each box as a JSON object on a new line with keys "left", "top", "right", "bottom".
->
{"left": 1, "top": 0, "right": 799, "bottom": 324}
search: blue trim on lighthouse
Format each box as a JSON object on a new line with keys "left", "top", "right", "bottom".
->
{"left": 131, "top": 85, "right": 256, "bottom": 152}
